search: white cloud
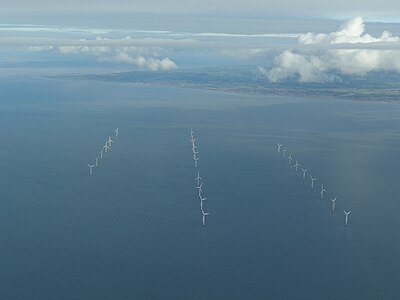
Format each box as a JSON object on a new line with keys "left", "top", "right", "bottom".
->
{"left": 57, "top": 45, "right": 112, "bottom": 54}
{"left": 267, "top": 17, "right": 400, "bottom": 82}
{"left": 23, "top": 36, "right": 177, "bottom": 71}
{"left": 298, "top": 16, "right": 400, "bottom": 45}
{"left": 99, "top": 52, "right": 177, "bottom": 71}
{"left": 27, "top": 45, "right": 54, "bottom": 52}
{"left": 267, "top": 50, "right": 336, "bottom": 82}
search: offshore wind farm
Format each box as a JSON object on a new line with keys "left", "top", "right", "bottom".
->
{"left": 0, "top": 78, "right": 399, "bottom": 299}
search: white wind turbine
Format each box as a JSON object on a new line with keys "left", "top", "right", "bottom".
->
{"left": 301, "top": 168, "right": 308, "bottom": 179}
{"left": 320, "top": 184, "right": 327, "bottom": 200}
{"left": 277, "top": 142, "right": 283, "bottom": 153}
{"left": 344, "top": 210, "right": 352, "bottom": 226}
{"left": 88, "top": 164, "right": 95, "bottom": 175}
{"left": 195, "top": 171, "right": 202, "bottom": 186}
{"left": 294, "top": 159, "right": 301, "bottom": 171}
{"left": 310, "top": 175, "right": 317, "bottom": 189}
{"left": 200, "top": 199, "right": 205, "bottom": 211}
{"left": 287, "top": 153, "right": 293, "bottom": 165}
{"left": 331, "top": 197, "right": 337, "bottom": 212}
{"left": 197, "top": 182, "right": 203, "bottom": 196}
{"left": 201, "top": 210, "right": 210, "bottom": 226}
{"left": 194, "top": 156, "right": 200, "bottom": 167}
{"left": 282, "top": 148, "right": 287, "bottom": 158}
{"left": 199, "top": 194, "right": 207, "bottom": 202}
{"left": 107, "top": 136, "right": 114, "bottom": 147}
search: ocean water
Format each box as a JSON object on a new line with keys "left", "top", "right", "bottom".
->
{"left": 0, "top": 78, "right": 399, "bottom": 299}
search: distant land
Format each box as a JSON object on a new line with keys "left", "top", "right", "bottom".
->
{"left": 54, "top": 67, "right": 400, "bottom": 102}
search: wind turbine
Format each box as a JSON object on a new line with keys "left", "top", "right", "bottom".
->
{"left": 195, "top": 171, "right": 202, "bottom": 185}
{"left": 277, "top": 142, "right": 283, "bottom": 153}
{"left": 196, "top": 182, "right": 203, "bottom": 196}
{"left": 199, "top": 194, "right": 207, "bottom": 202}
{"left": 88, "top": 164, "right": 95, "bottom": 175}
{"left": 103, "top": 144, "right": 110, "bottom": 153}
{"left": 201, "top": 211, "right": 210, "bottom": 226}
{"left": 344, "top": 210, "right": 352, "bottom": 226}
{"left": 100, "top": 149, "right": 103, "bottom": 160}
{"left": 107, "top": 136, "right": 114, "bottom": 147}
{"left": 114, "top": 128, "right": 119, "bottom": 137}
{"left": 95, "top": 156, "right": 99, "bottom": 167}
{"left": 294, "top": 159, "right": 301, "bottom": 171}
{"left": 320, "top": 184, "right": 327, "bottom": 200}
{"left": 310, "top": 175, "right": 317, "bottom": 189}
{"left": 194, "top": 156, "right": 200, "bottom": 167}
{"left": 331, "top": 197, "right": 337, "bottom": 212}
{"left": 288, "top": 153, "right": 293, "bottom": 165}
{"left": 282, "top": 148, "right": 287, "bottom": 158}
{"left": 301, "top": 168, "right": 308, "bottom": 179}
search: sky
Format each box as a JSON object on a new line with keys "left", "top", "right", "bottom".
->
{"left": 2, "top": 1, "right": 400, "bottom": 83}
{"left": 2, "top": 0, "right": 400, "bottom": 21}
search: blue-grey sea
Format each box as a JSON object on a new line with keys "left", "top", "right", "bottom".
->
{"left": 0, "top": 78, "right": 399, "bottom": 299}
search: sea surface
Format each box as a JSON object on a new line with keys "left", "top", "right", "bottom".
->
{"left": 0, "top": 78, "right": 399, "bottom": 299}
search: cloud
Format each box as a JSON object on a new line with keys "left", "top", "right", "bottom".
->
{"left": 99, "top": 52, "right": 177, "bottom": 71}
{"left": 267, "top": 50, "right": 336, "bottom": 82}
{"left": 58, "top": 45, "right": 112, "bottom": 54}
{"left": 266, "top": 17, "right": 400, "bottom": 82}
{"left": 298, "top": 16, "right": 400, "bottom": 45}
{"left": 27, "top": 45, "right": 54, "bottom": 52}
{"left": 23, "top": 36, "right": 178, "bottom": 71}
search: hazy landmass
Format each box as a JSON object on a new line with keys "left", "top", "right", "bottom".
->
{"left": 54, "top": 67, "right": 400, "bottom": 102}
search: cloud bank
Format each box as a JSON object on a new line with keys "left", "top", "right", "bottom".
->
{"left": 267, "top": 17, "right": 400, "bottom": 82}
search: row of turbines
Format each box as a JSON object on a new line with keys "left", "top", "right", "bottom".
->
{"left": 191, "top": 129, "right": 210, "bottom": 226}
{"left": 87, "top": 128, "right": 119, "bottom": 175}
{"left": 276, "top": 141, "right": 352, "bottom": 226}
